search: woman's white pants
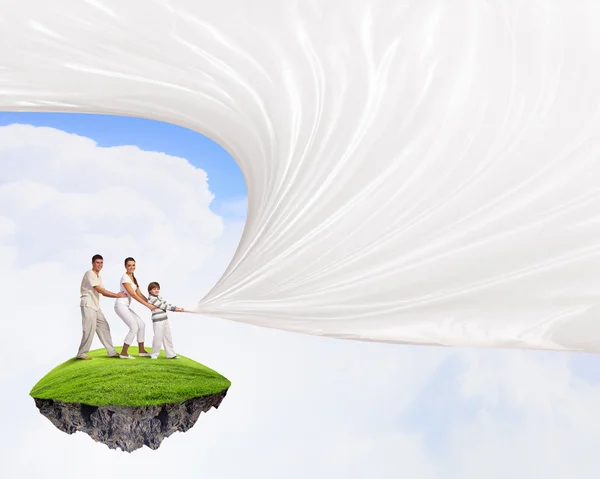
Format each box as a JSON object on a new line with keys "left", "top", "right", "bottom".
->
{"left": 151, "top": 320, "right": 176, "bottom": 358}
{"left": 114, "top": 301, "right": 145, "bottom": 345}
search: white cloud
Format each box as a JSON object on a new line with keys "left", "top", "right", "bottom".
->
{"left": 0, "top": 124, "right": 223, "bottom": 275}
{"left": 2, "top": 123, "right": 600, "bottom": 478}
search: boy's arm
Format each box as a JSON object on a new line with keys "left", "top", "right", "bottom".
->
{"left": 154, "top": 296, "right": 178, "bottom": 312}
{"left": 164, "top": 299, "right": 178, "bottom": 312}
{"left": 149, "top": 295, "right": 182, "bottom": 312}
{"left": 148, "top": 295, "right": 167, "bottom": 311}
{"left": 158, "top": 295, "right": 179, "bottom": 312}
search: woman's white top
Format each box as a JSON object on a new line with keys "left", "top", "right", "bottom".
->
{"left": 116, "top": 274, "right": 137, "bottom": 305}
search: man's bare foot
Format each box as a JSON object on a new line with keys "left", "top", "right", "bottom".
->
{"left": 78, "top": 355, "right": 92, "bottom": 360}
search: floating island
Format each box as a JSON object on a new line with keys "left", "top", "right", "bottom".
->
{"left": 30, "top": 347, "right": 231, "bottom": 452}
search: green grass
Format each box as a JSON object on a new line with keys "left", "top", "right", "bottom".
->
{"left": 30, "top": 347, "right": 231, "bottom": 407}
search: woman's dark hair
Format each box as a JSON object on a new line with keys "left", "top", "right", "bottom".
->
{"left": 124, "top": 257, "right": 139, "bottom": 287}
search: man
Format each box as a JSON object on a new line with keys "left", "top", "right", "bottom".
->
{"left": 76, "top": 254, "right": 127, "bottom": 360}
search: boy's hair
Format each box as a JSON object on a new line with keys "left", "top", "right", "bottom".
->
{"left": 148, "top": 281, "right": 160, "bottom": 293}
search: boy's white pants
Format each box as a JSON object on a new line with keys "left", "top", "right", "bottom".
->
{"left": 151, "top": 319, "right": 176, "bottom": 358}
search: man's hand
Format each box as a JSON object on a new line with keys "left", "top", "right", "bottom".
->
{"left": 117, "top": 292, "right": 127, "bottom": 298}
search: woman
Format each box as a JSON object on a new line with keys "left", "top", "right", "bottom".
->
{"left": 114, "top": 256, "right": 156, "bottom": 359}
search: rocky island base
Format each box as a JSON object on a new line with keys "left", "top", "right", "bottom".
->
{"left": 34, "top": 390, "right": 227, "bottom": 452}
{"left": 30, "top": 347, "right": 232, "bottom": 452}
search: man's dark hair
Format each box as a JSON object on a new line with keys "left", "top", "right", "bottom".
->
{"left": 92, "top": 254, "right": 103, "bottom": 262}
{"left": 148, "top": 281, "right": 160, "bottom": 293}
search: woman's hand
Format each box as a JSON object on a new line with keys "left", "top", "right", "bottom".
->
{"left": 148, "top": 303, "right": 157, "bottom": 311}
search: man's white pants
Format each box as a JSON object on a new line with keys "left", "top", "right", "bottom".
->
{"left": 114, "top": 302, "right": 146, "bottom": 345}
{"left": 77, "top": 306, "right": 118, "bottom": 358}
{"left": 151, "top": 320, "right": 176, "bottom": 358}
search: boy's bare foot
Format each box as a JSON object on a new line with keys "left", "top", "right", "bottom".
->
{"left": 78, "top": 355, "right": 92, "bottom": 360}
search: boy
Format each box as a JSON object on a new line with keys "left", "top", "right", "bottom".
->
{"left": 147, "top": 281, "right": 185, "bottom": 359}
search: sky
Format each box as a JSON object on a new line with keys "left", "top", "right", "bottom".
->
{"left": 2, "top": 114, "right": 600, "bottom": 478}
{"left": 0, "top": 112, "right": 247, "bottom": 215}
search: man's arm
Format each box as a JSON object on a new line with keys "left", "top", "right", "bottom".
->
{"left": 93, "top": 285, "right": 125, "bottom": 299}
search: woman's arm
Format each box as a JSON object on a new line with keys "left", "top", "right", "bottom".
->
{"left": 137, "top": 290, "right": 149, "bottom": 302}
{"left": 137, "top": 290, "right": 156, "bottom": 310}
{"left": 123, "top": 282, "right": 156, "bottom": 310}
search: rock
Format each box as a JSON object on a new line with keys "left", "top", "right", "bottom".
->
{"left": 33, "top": 390, "right": 228, "bottom": 452}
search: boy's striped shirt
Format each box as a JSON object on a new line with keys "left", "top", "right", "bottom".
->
{"left": 147, "top": 294, "right": 178, "bottom": 322}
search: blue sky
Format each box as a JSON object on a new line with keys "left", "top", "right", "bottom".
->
{"left": 0, "top": 112, "right": 247, "bottom": 204}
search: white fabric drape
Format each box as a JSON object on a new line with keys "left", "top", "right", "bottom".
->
{"left": 2, "top": 0, "right": 600, "bottom": 352}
